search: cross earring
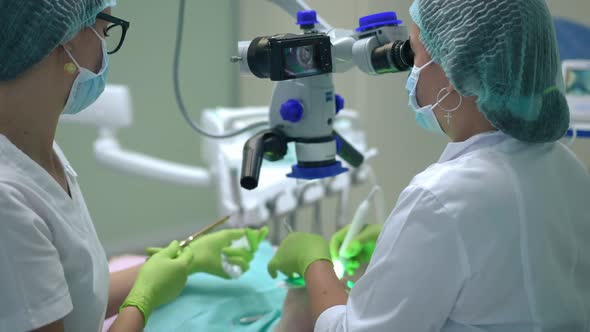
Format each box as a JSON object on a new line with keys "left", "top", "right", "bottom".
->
{"left": 444, "top": 112, "right": 453, "bottom": 124}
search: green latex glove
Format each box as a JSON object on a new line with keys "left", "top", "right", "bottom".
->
{"left": 330, "top": 224, "right": 382, "bottom": 275}
{"left": 121, "top": 240, "right": 192, "bottom": 325}
{"left": 146, "top": 227, "right": 269, "bottom": 278}
{"left": 268, "top": 232, "right": 331, "bottom": 279}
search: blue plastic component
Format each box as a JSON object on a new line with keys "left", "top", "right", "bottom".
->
{"left": 357, "top": 12, "right": 402, "bottom": 32}
{"left": 297, "top": 10, "right": 319, "bottom": 26}
{"left": 566, "top": 129, "right": 590, "bottom": 138}
{"left": 554, "top": 18, "right": 590, "bottom": 61}
{"left": 553, "top": 18, "right": 590, "bottom": 140}
{"left": 287, "top": 161, "right": 348, "bottom": 180}
{"left": 280, "top": 99, "right": 304, "bottom": 123}
{"left": 335, "top": 94, "right": 344, "bottom": 114}
{"left": 334, "top": 134, "right": 342, "bottom": 153}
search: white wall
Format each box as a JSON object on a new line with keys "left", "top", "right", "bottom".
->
{"left": 237, "top": 0, "right": 590, "bottom": 217}
{"left": 57, "top": 1, "right": 237, "bottom": 254}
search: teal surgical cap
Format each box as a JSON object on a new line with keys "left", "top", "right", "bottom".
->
{"left": 0, "top": 0, "right": 117, "bottom": 82}
{"left": 410, "top": 0, "right": 570, "bottom": 143}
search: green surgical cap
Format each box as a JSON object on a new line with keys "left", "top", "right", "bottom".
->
{"left": 0, "top": 0, "right": 117, "bottom": 82}
{"left": 410, "top": 0, "right": 569, "bottom": 143}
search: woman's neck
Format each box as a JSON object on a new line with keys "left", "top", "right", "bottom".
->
{"left": 0, "top": 80, "right": 63, "bottom": 172}
{"left": 448, "top": 103, "right": 497, "bottom": 142}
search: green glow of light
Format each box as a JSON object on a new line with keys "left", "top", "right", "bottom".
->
{"left": 285, "top": 276, "right": 306, "bottom": 288}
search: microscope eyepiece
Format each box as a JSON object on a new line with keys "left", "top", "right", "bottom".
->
{"left": 371, "top": 39, "right": 414, "bottom": 74}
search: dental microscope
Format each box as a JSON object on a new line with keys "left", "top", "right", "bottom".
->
{"left": 232, "top": 6, "right": 415, "bottom": 190}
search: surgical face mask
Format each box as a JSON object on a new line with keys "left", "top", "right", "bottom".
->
{"left": 405, "top": 60, "right": 445, "bottom": 134}
{"left": 62, "top": 27, "right": 109, "bottom": 115}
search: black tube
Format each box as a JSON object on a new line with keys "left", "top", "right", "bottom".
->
{"left": 240, "top": 129, "right": 288, "bottom": 190}
{"left": 371, "top": 39, "right": 414, "bottom": 74}
{"left": 247, "top": 36, "right": 272, "bottom": 79}
{"left": 334, "top": 131, "right": 364, "bottom": 167}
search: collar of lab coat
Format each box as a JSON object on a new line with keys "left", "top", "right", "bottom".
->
{"left": 52, "top": 142, "right": 78, "bottom": 178}
{"left": 438, "top": 130, "right": 509, "bottom": 163}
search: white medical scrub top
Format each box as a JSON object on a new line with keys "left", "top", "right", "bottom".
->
{"left": 316, "top": 131, "right": 590, "bottom": 332}
{"left": 0, "top": 135, "right": 109, "bottom": 332}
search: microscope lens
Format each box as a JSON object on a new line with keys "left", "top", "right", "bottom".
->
{"left": 371, "top": 40, "right": 414, "bottom": 74}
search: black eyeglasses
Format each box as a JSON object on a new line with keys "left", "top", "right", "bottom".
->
{"left": 96, "top": 12, "right": 130, "bottom": 54}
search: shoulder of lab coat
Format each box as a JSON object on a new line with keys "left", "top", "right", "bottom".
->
{"left": 0, "top": 182, "right": 73, "bottom": 331}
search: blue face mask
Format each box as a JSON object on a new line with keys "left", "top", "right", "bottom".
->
{"left": 63, "top": 27, "right": 109, "bottom": 115}
{"left": 405, "top": 60, "right": 445, "bottom": 134}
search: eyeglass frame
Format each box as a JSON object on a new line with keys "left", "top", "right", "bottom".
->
{"left": 96, "top": 12, "right": 130, "bottom": 55}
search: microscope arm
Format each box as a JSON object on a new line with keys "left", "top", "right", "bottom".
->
{"left": 334, "top": 131, "right": 364, "bottom": 168}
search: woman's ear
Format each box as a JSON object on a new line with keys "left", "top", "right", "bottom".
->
{"left": 60, "top": 43, "right": 78, "bottom": 75}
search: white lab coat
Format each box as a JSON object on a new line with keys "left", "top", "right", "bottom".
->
{"left": 0, "top": 135, "right": 109, "bottom": 332}
{"left": 316, "top": 131, "right": 590, "bottom": 332}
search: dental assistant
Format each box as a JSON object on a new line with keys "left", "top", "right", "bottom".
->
{"left": 0, "top": 1, "right": 266, "bottom": 331}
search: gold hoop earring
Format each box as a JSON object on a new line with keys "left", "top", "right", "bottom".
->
{"left": 64, "top": 62, "right": 77, "bottom": 75}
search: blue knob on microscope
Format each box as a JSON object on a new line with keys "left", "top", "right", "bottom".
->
{"left": 280, "top": 99, "right": 304, "bottom": 123}
{"left": 296, "top": 10, "right": 319, "bottom": 27}
{"left": 335, "top": 94, "right": 345, "bottom": 114}
{"left": 357, "top": 12, "right": 402, "bottom": 32}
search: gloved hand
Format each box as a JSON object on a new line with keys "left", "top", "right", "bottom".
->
{"left": 267, "top": 232, "right": 331, "bottom": 279}
{"left": 121, "top": 241, "right": 192, "bottom": 325}
{"left": 146, "top": 227, "right": 269, "bottom": 279}
{"left": 330, "top": 224, "right": 382, "bottom": 275}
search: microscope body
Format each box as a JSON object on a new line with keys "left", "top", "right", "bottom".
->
{"left": 241, "top": 71, "right": 362, "bottom": 189}
{"left": 269, "top": 74, "right": 346, "bottom": 179}
{"left": 237, "top": 10, "right": 413, "bottom": 190}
